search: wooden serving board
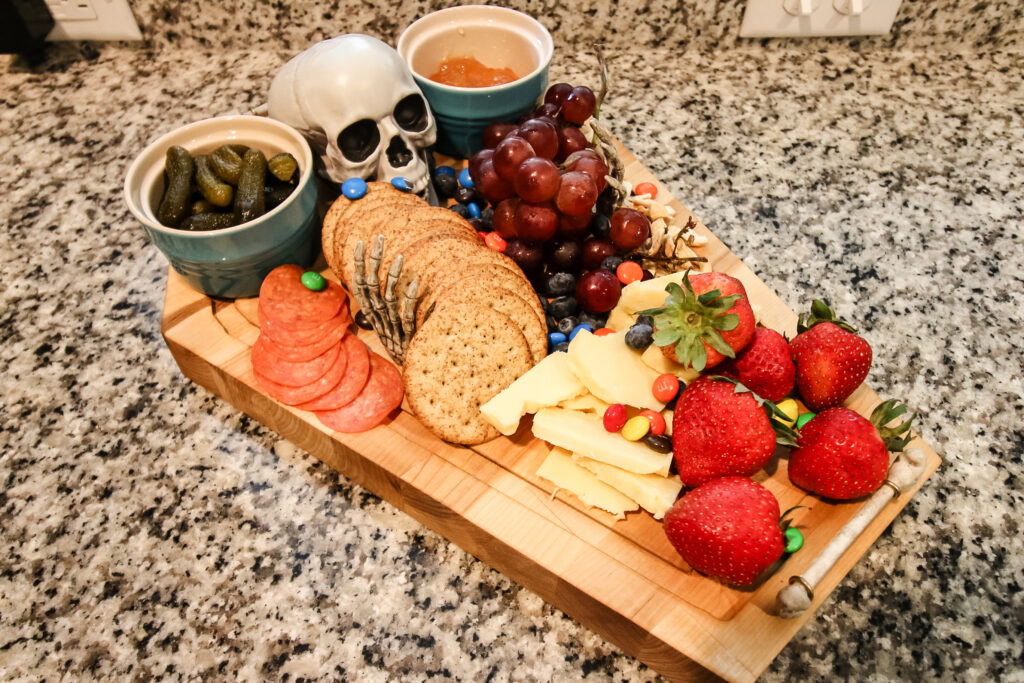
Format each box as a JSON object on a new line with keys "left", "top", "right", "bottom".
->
{"left": 160, "top": 144, "right": 940, "bottom": 682}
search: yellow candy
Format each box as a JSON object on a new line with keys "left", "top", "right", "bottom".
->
{"left": 776, "top": 398, "right": 800, "bottom": 427}
{"left": 621, "top": 415, "right": 651, "bottom": 441}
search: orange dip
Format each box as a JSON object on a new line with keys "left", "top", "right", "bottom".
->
{"left": 428, "top": 56, "right": 519, "bottom": 88}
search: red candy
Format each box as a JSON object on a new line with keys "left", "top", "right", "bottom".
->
{"left": 602, "top": 403, "right": 628, "bottom": 432}
{"left": 593, "top": 327, "right": 615, "bottom": 337}
{"left": 652, "top": 373, "right": 680, "bottom": 403}
{"left": 639, "top": 409, "right": 666, "bottom": 435}
{"left": 634, "top": 181, "right": 658, "bottom": 198}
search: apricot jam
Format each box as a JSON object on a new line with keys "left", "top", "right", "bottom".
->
{"left": 428, "top": 56, "right": 519, "bottom": 88}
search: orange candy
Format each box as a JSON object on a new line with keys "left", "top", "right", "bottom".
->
{"left": 651, "top": 373, "right": 680, "bottom": 402}
{"left": 634, "top": 182, "right": 658, "bottom": 198}
{"left": 484, "top": 232, "right": 508, "bottom": 252}
{"left": 615, "top": 261, "right": 644, "bottom": 285}
{"left": 639, "top": 409, "right": 666, "bottom": 435}
{"left": 593, "top": 327, "right": 616, "bottom": 336}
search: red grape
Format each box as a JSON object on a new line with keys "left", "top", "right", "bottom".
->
{"left": 556, "top": 126, "right": 588, "bottom": 162}
{"left": 609, "top": 207, "right": 651, "bottom": 251}
{"left": 544, "top": 82, "right": 573, "bottom": 108}
{"left": 505, "top": 240, "right": 544, "bottom": 273}
{"left": 546, "top": 238, "right": 583, "bottom": 273}
{"left": 482, "top": 122, "right": 518, "bottom": 149}
{"left": 558, "top": 211, "right": 591, "bottom": 240}
{"left": 518, "top": 118, "right": 559, "bottom": 159}
{"left": 493, "top": 197, "right": 520, "bottom": 239}
{"left": 468, "top": 148, "right": 494, "bottom": 180}
{"left": 562, "top": 86, "right": 597, "bottom": 124}
{"left": 581, "top": 237, "right": 617, "bottom": 270}
{"left": 575, "top": 269, "right": 621, "bottom": 313}
{"left": 515, "top": 200, "right": 558, "bottom": 244}
{"left": 474, "top": 156, "right": 515, "bottom": 203}
{"left": 534, "top": 103, "right": 560, "bottom": 119}
{"left": 564, "top": 150, "right": 609, "bottom": 192}
{"left": 514, "top": 157, "right": 560, "bottom": 203}
{"left": 555, "top": 171, "right": 598, "bottom": 216}
{"left": 493, "top": 135, "right": 535, "bottom": 181}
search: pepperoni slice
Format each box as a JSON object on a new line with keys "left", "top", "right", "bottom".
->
{"left": 258, "top": 301, "right": 350, "bottom": 347}
{"left": 259, "top": 265, "right": 345, "bottom": 327}
{"left": 259, "top": 319, "right": 348, "bottom": 362}
{"left": 315, "top": 352, "right": 403, "bottom": 433}
{"left": 251, "top": 335, "right": 344, "bottom": 387}
{"left": 295, "top": 335, "right": 371, "bottom": 412}
{"left": 254, "top": 341, "right": 349, "bottom": 405}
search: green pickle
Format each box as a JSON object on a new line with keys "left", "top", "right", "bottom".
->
{"left": 209, "top": 145, "right": 244, "bottom": 185}
{"left": 267, "top": 152, "right": 298, "bottom": 182}
{"left": 191, "top": 199, "right": 217, "bottom": 215}
{"left": 264, "top": 179, "right": 296, "bottom": 209}
{"left": 181, "top": 213, "right": 236, "bottom": 231}
{"left": 156, "top": 145, "right": 195, "bottom": 228}
{"left": 234, "top": 148, "right": 267, "bottom": 224}
{"left": 195, "top": 155, "right": 234, "bottom": 207}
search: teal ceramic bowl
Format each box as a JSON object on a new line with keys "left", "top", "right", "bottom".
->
{"left": 124, "top": 115, "right": 318, "bottom": 299}
{"left": 397, "top": 6, "right": 553, "bottom": 158}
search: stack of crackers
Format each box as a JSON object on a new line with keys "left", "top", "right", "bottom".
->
{"left": 322, "top": 181, "right": 548, "bottom": 444}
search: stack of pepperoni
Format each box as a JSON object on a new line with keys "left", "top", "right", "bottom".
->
{"left": 252, "top": 264, "right": 404, "bottom": 432}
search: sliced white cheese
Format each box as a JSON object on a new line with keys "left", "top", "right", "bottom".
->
{"left": 664, "top": 409, "right": 674, "bottom": 437}
{"left": 536, "top": 448, "right": 638, "bottom": 518}
{"left": 480, "top": 352, "right": 586, "bottom": 436}
{"left": 557, "top": 393, "right": 610, "bottom": 415}
{"left": 532, "top": 407, "right": 673, "bottom": 476}
{"left": 574, "top": 456, "right": 683, "bottom": 520}
{"left": 639, "top": 345, "right": 702, "bottom": 383}
{"left": 567, "top": 329, "right": 665, "bottom": 412}
{"left": 606, "top": 271, "right": 690, "bottom": 331}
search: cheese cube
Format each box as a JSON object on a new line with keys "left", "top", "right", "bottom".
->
{"left": 640, "top": 346, "right": 701, "bottom": 383}
{"left": 537, "top": 448, "right": 639, "bottom": 518}
{"left": 574, "top": 456, "right": 683, "bottom": 520}
{"left": 480, "top": 352, "right": 586, "bottom": 436}
{"left": 532, "top": 408, "right": 673, "bottom": 476}
{"left": 567, "top": 329, "right": 665, "bottom": 412}
{"left": 605, "top": 271, "right": 690, "bottom": 331}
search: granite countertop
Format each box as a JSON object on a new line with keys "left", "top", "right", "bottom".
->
{"left": 2, "top": 0, "right": 1023, "bottom": 679}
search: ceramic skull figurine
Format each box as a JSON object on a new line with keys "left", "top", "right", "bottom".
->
{"left": 268, "top": 34, "right": 436, "bottom": 194}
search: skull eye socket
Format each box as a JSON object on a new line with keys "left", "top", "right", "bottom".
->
{"left": 338, "top": 119, "right": 381, "bottom": 162}
{"left": 393, "top": 94, "right": 429, "bottom": 133}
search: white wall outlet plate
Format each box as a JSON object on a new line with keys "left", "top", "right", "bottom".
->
{"left": 740, "top": 0, "right": 901, "bottom": 37}
{"left": 44, "top": 0, "right": 142, "bottom": 41}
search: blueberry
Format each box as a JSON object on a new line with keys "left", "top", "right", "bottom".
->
{"left": 449, "top": 203, "right": 471, "bottom": 219}
{"left": 546, "top": 272, "right": 576, "bottom": 297}
{"left": 433, "top": 173, "right": 458, "bottom": 199}
{"left": 480, "top": 207, "right": 494, "bottom": 231}
{"left": 548, "top": 296, "right": 578, "bottom": 319}
{"left": 553, "top": 341, "right": 570, "bottom": 353}
{"left": 455, "top": 186, "right": 477, "bottom": 204}
{"left": 578, "top": 311, "right": 608, "bottom": 329}
{"left": 625, "top": 323, "right": 654, "bottom": 351}
{"left": 469, "top": 218, "right": 483, "bottom": 230}
{"left": 599, "top": 255, "right": 624, "bottom": 273}
{"left": 545, "top": 314, "right": 558, "bottom": 332}
{"left": 590, "top": 212, "right": 611, "bottom": 238}
{"left": 635, "top": 314, "right": 654, "bottom": 328}
{"left": 557, "top": 316, "right": 578, "bottom": 335}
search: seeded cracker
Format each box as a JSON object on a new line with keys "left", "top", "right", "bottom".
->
{"left": 404, "top": 303, "right": 533, "bottom": 444}
{"left": 420, "top": 264, "right": 545, "bottom": 331}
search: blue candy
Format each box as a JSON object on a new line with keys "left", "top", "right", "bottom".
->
{"left": 467, "top": 201, "right": 482, "bottom": 218}
{"left": 458, "top": 167, "right": 474, "bottom": 188}
{"left": 435, "top": 165, "right": 457, "bottom": 177}
{"left": 569, "top": 323, "right": 593, "bottom": 341}
{"left": 391, "top": 177, "right": 411, "bottom": 192}
{"left": 548, "top": 332, "right": 567, "bottom": 347}
{"left": 341, "top": 177, "right": 368, "bottom": 199}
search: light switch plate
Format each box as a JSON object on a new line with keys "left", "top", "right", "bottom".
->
{"left": 740, "top": 0, "right": 901, "bottom": 37}
{"left": 44, "top": 0, "right": 142, "bottom": 41}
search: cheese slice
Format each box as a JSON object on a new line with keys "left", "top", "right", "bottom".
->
{"left": 606, "top": 271, "right": 690, "bottom": 331}
{"left": 537, "top": 448, "right": 638, "bottom": 518}
{"left": 557, "top": 393, "right": 610, "bottom": 415}
{"left": 664, "top": 409, "right": 674, "bottom": 437}
{"left": 532, "top": 407, "right": 673, "bottom": 476}
{"left": 567, "top": 329, "right": 665, "bottom": 412}
{"left": 640, "top": 345, "right": 701, "bottom": 383}
{"left": 480, "top": 352, "right": 586, "bottom": 435}
{"left": 574, "top": 456, "right": 683, "bottom": 520}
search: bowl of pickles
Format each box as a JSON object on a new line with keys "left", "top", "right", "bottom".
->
{"left": 124, "top": 115, "right": 318, "bottom": 298}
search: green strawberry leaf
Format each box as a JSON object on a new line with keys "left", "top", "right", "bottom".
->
{"left": 710, "top": 313, "right": 739, "bottom": 331}
{"left": 797, "top": 299, "right": 859, "bottom": 334}
{"left": 870, "top": 398, "right": 914, "bottom": 452}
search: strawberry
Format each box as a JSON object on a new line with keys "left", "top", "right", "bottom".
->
{"left": 789, "top": 300, "right": 872, "bottom": 411}
{"left": 718, "top": 327, "right": 796, "bottom": 402}
{"left": 663, "top": 476, "right": 797, "bottom": 586}
{"left": 637, "top": 270, "right": 755, "bottom": 372}
{"left": 789, "top": 399, "right": 913, "bottom": 499}
{"left": 671, "top": 376, "right": 798, "bottom": 487}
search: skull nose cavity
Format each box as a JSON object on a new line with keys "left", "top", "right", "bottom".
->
{"left": 386, "top": 135, "right": 414, "bottom": 168}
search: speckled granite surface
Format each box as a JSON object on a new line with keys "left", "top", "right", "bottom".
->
{"left": 2, "top": 1, "right": 1023, "bottom": 680}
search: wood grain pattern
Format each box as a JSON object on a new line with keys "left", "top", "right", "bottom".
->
{"left": 160, "top": 145, "right": 940, "bottom": 682}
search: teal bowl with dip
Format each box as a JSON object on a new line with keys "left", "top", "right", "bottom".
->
{"left": 124, "top": 115, "right": 318, "bottom": 299}
{"left": 397, "top": 5, "right": 554, "bottom": 158}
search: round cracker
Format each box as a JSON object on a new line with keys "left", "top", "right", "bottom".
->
{"left": 418, "top": 263, "right": 544, "bottom": 331}
{"left": 434, "top": 286, "right": 548, "bottom": 364}
{"left": 338, "top": 193, "right": 423, "bottom": 289}
{"left": 404, "top": 303, "right": 533, "bottom": 444}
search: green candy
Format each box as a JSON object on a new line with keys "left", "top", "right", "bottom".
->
{"left": 301, "top": 271, "right": 326, "bottom": 291}
{"left": 796, "top": 412, "right": 816, "bottom": 429}
{"left": 784, "top": 527, "right": 804, "bottom": 553}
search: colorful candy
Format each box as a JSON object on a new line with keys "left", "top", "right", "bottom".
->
{"left": 602, "top": 404, "right": 628, "bottom": 433}
{"left": 651, "top": 373, "right": 680, "bottom": 403}
{"left": 639, "top": 409, "right": 666, "bottom": 435}
{"left": 621, "top": 415, "right": 651, "bottom": 441}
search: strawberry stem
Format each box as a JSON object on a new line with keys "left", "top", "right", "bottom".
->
{"left": 796, "top": 299, "right": 858, "bottom": 335}
{"left": 779, "top": 505, "right": 808, "bottom": 530}
{"left": 870, "top": 398, "right": 914, "bottom": 452}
